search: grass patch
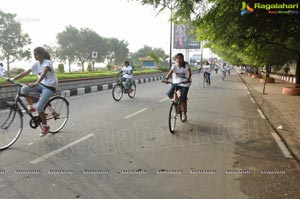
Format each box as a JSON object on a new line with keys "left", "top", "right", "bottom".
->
{"left": 0, "top": 69, "right": 163, "bottom": 85}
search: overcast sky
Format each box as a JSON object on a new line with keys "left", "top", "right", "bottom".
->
{"left": 2, "top": 0, "right": 212, "bottom": 68}
{"left": 2, "top": 0, "right": 171, "bottom": 53}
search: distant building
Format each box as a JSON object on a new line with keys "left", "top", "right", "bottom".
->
{"left": 139, "top": 56, "right": 157, "bottom": 68}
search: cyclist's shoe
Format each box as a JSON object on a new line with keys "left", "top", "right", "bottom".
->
{"left": 182, "top": 113, "right": 187, "bottom": 122}
{"left": 128, "top": 88, "right": 133, "bottom": 94}
{"left": 28, "top": 105, "right": 36, "bottom": 113}
{"left": 40, "top": 125, "right": 50, "bottom": 137}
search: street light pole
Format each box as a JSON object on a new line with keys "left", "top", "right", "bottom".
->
{"left": 169, "top": 6, "right": 173, "bottom": 69}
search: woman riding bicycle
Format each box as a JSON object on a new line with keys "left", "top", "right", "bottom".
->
{"left": 10, "top": 47, "right": 58, "bottom": 137}
{"left": 163, "top": 53, "right": 191, "bottom": 122}
{"left": 203, "top": 61, "right": 211, "bottom": 85}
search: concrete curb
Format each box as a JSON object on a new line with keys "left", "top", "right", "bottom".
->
{"left": 58, "top": 76, "right": 165, "bottom": 98}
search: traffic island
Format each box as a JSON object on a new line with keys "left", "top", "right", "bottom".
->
{"left": 282, "top": 87, "right": 300, "bottom": 96}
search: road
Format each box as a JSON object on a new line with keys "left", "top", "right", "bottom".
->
{"left": 1, "top": 72, "right": 300, "bottom": 199}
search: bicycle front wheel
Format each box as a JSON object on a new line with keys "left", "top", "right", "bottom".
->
{"left": 112, "top": 84, "right": 123, "bottom": 101}
{"left": 0, "top": 108, "right": 23, "bottom": 150}
{"left": 128, "top": 83, "right": 136, "bottom": 98}
{"left": 44, "top": 96, "right": 69, "bottom": 133}
{"left": 168, "top": 103, "right": 177, "bottom": 134}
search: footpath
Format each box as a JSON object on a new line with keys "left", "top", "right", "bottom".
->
{"left": 239, "top": 73, "right": 300, "bottom": 163}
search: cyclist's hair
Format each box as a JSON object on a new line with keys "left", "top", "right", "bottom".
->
{"left": 124, "top": 60, "right": 130, "bottom": 65}
{"left": 175, "top": 53, "right": 184, "bottom": 60}
{"left": 34, "top": 47, "right": 51, "bottom": 60}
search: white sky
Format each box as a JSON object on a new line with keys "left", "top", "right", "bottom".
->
{"left": 1, "top": 0, "right": 211, "bottom": 68}
{"left": 2, "top": 0, "right": 171, "bottom": 53}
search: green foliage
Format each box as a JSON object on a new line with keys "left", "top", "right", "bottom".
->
{"left": 87, "top": 64, "right": 92, "bottom": 72}
{"left": 106, "top": 64, "right": 112, "bottom": 71}
{"left": 58, "top": 63, "right": 65, "bottom": 73}
{"left": 56, "top": 26, "right": 129, "bottom": 72}
{"left": 0, "top": 69, "right": 164, "bottom": 84}
{"left": 0, "top": 10, "right": 32, "bottom": 73}
{"left": 10, "top": 67, "right": 25, "bottom": 75}
{"left": 130, "top": 45, "right": 168, "bottom": 66}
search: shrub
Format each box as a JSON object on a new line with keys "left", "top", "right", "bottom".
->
{"left": 106, "top": 64, "right": 112, "bottom": 71}
{"left": 10, "top": 68, "right": 25, "bottom": 75}
{"left": 87, "top": 64, "right": 92, "bottom": 72}
{"left": 58, "top": 64, "right": 65, "bottom": 73}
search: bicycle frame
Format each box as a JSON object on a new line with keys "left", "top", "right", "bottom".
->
{"left": 115, "top": 74, "right": 134, "bottom": 91}
{"left": 0, "top": 74, "right": 69, "bottom": 150}
{"left": 3, "top": 83, "right": 42, "bottom": 128}
{"left": 164, "top": 80, "right": 188, "bottom": 134}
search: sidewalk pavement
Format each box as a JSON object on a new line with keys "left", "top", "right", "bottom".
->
{"left": 239, "top": 74, "right": 300, "bottom": 162}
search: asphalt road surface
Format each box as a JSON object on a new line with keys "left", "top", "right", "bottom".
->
{"left": 1, "top": 72, "right": 300, "bottom": 199}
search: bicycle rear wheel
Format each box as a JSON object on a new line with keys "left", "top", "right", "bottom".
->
{"left": 44, "top": 96, "right": 69, "bottom": 133}
{"left": 128, "top": 83, "right": 136, "bottom": 98}
{"left": 168, "top": 103, "right": 177, "bottom": 134}
{"left": 203, "top": 75, "right": 208, "bottom": 88}
{"left": 112, "top": 84, "right": 123, "bottom": 101}
{"left": 0, "top": 107, "right": 23, "bottom": 150}
{"left": 222, "top": 72, "right": 226, "bottom": 81}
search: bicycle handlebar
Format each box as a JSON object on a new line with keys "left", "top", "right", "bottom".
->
{"left": 3, "top": 77, "right": 27, "bottom": 87}
{"left": 162, "top": 79, "right": 190, "bottom": 85}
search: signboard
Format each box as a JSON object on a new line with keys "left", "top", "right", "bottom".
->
{"left": 173, "top": 24, "right": 200, "bottom": 49}
{"left": 92, "top": 51, "right": 98, "bottom": 59}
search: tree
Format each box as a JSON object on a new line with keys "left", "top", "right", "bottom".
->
{"left": 44, "top": 44, "right": 59, "bottom": 64}
{"left": 106, "top": 38, "right": 129, "bottom": 65}
{"left": 135, "top": 0, "right": 300, "bottom": 87}
{"left": 57, "top": 63, "right": 65, "bottom": 73}
{"left": 57, "top": 26, "right": 109, "bottom": 72}
{"left": 56, "top": 25, "right": 79, "bottom": 72}
{"left": 0, "top": 10, "right": 31, "bottom": 74}
{"left": 131, "top": 45, "right": 168, "bottom": 66}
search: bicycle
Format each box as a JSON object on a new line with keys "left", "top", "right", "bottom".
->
{"left": 163, "top": 79, "right": 189, "bottom": 134}
{"left": 203, "top": 73, "right": 210, "bottom": 88}
{"left": 222, "top": 70, "right": 226, "bottom": 81}
{"left": 0, "top": 77, "right": 69, "bottom": 150}
{"left": 112, "top": 74, "right": 136, "bottom": 101}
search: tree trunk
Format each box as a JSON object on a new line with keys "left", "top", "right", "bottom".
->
{"left": 296, "top": 57, "right": 300, "bottom": 88}
{"left": 81, "top": 62, "right": 85, "bottom": 72}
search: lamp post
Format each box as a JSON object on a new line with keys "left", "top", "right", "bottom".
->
{"left": 169, "top": 5, "right": 173, "bottom": 69}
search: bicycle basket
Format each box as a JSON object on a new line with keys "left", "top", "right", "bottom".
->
{"left": 0, "top": 98, "right": 14, "bottom": 110}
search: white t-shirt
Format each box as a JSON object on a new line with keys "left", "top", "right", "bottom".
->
{"left": 171, "top": 63, "right": 191, "bottom": 87}
{"left": 203, "top": 64, "right": 211, "bottom": 73}
{"left": 31, "top": 59, "right": 58, "bottom": 88}
{"left": 221, "top": 65, "right": 227, "bottom": 72}
{"left": 121, "top": 66, "right": 133, "bottom": 79}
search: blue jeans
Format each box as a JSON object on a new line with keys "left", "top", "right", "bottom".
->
{"left": 21, "top": 84, "right": 55, "bottom": 112}
{"left": 204, "top": 72, "right": 211, "bottom": 83}
{"left": 122, "top": 78, "right": 132, "bottom": 89}
{"left": 167, "top": 85, "right": 189, "bottom": 102}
